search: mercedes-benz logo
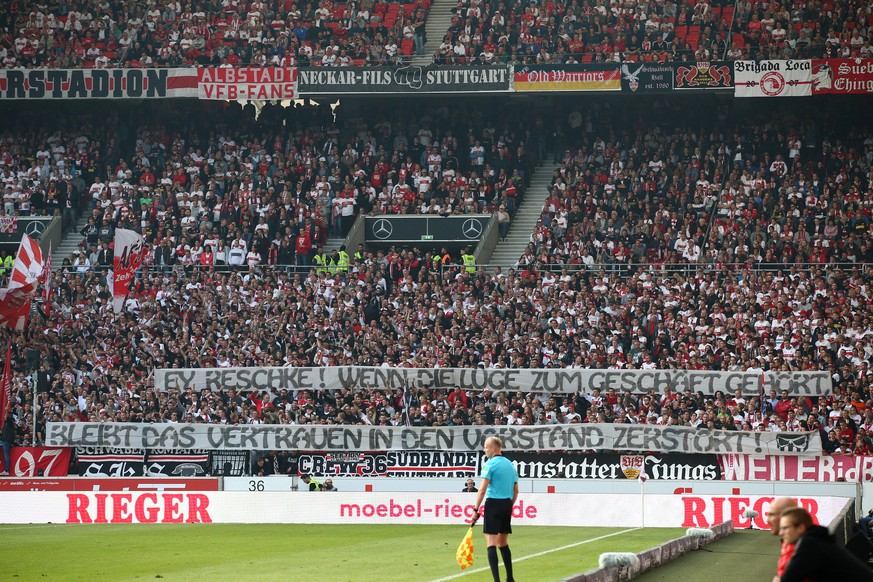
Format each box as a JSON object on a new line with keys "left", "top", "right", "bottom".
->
{"left": 372, "top": 218, "right": 393, "bottom": 240}
{"left": 462, "top": 218, "right": 483, "bottom": 239}
{"left": 24, "top": 220, "right": 45, "bottom": 238}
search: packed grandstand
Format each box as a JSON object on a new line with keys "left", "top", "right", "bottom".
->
{"left": 0, "top": 0, "right": 871, "bottom": 481}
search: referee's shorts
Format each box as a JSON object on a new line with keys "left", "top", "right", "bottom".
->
{"left": 483, "top": 498, "right": 513, "bottom": 535}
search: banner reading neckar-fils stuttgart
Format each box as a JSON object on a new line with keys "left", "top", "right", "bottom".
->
{"left": 514, "top": 64, "right": 621, "bottom": 91}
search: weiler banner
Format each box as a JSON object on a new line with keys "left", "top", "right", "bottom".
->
{"left": 811, "top": 59, "right": 873, "bottom": 94}
{"left": 153, "top": 365, "right": 832, "bottom": 396}
{"left": 719, "top": 454, "right": 873, "bottom": 482}
{"left": 675, "top": 62, "right": 733, "bottom": 89}
{"left": 198, "top": 67, "right": 298, "bottom": 100}
{"left": 47, "top": 422, "right": 823, "bottom": 456}
{"left": 513, "top": 64, "right": 621, "bottom": 92}
{"left": 734, "top": 60, "right": 813, "bottom": 97}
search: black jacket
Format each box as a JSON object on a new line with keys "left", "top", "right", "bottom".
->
{"left": 782, "top": 525, "right": 873, "bottom": 582}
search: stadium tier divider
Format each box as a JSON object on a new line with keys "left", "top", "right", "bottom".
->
{"left": 562, "top": 521, "right": 735, "bottom": 582}
{"left": 827, "top": 494, "right": 860, "bottom": 547}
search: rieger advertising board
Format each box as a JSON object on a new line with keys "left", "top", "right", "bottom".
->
{"left": 0, "top": 492, "right": 850, "bottom": 528}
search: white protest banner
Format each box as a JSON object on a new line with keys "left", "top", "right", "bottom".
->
{"left": 153, "top": 366, "right": 831, "bottom": 396}
{"left": 47, "top": 422, "right": 822, "bottom": 456}
{"left": 734, "top": 60, "right": 812, "bottom": 97}
{"left": 112, "top": 228, "right": 146, "bottom": 313}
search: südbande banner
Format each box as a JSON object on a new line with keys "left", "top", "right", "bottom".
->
{"left": 153, "top": 366, "right": 831, "bottom": 396}
{"left": 47, "top": 422, "right": 822, "bottom": 456}
{"left": 734, "top": 60, "right": 812, "bottom": 97}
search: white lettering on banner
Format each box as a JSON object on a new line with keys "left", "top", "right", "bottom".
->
{"left": 734, "top": 60, "right": 813, "bottom": 97}
{"left": 718, "top": 454, "right": 873, "bottom": 482}
{"left": 0, "top": 492, "right": 850, "bottom": 528}
{"left": 197, "top": 67, "right": 298, "bottom": 101}
{"left": 153, "top": 366, "right": 831, "bottom": 396}
{"left": 47, "top": 422, "right": 823, "bottom": 455}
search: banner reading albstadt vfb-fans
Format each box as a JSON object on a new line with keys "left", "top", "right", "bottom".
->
{"left": 47, "top": 422, "right": 823, "bottom": 456}
{"left": 514, "top": 64, "right": 621, "bottom": 91}
{"left": 154, "top": 366, "right": 831, "bottom": 396}
{"left": 0, "top": 67, "right": 297, "bottom": 100}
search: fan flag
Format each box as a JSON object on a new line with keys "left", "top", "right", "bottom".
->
{"left": 456, "top": 527, "right": 474, "bottom": 569}
{"left": 0, "top": 234, "right": 44, "bottom": 330}
{"left": 112, "top": 229, "right": 146, "bottom": 313}
{"left": 0, "top": 339, "right": 11, "bottom": 428}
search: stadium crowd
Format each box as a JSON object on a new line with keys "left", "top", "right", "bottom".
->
{"left": 1, "top": 0, "right": 431, "bottom": 69}
{"left": 0, "top": 96, "right": 871, "bottom": 457}
{"left": 3, "top": 0, "right": 873, "bottom": 69}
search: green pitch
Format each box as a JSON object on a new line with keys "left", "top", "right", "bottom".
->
{"left": 0, "top": 524, "right": 686, "bottom": 581}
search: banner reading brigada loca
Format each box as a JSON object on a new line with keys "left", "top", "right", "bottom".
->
{"left": 810, "top": 59, "right": 873, "bottom": 94}
{"left": 153, "top": 366, "right": 831, "bottom": 396}
{"left": 297, "top": 65, "right": 510, "bottom": 94}
{"left": 734, "top": 60, "right": 812, "bottom": 97}
{"left": 47, "top": 422, "right": 823, "bottom": 456}
{"left": 513, "top": 64, "right": 621, "bottom": 92}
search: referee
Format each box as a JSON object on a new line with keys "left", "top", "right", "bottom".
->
{"left": 470, "top": 436, "right": 519, "bottom": 582}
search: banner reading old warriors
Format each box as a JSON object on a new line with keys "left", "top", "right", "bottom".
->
{"left": 620, "top": 62, "right": 674, "bottom": 93}
{"left": 48, "top": 422, "right": 823, "bottom": 456}
{"left": 513, "top": 64, "right": 621, "bottom": 92}
{"left": 297, "top": 65, "right": 510, "bottom": 95}
{"left": 198, "top": 67, "right": 298, "bottom": 100}
{"left": 810, "top": 59, "right": 873, "bottom": 94}
{"left": 503, "top": 452, "right": 721, "bottom": 480}
{"left": 734, "top": 60, "right": 813, "bottom": 97}
{"left": 674, "top": 61, "right": 733, "bottom": 89}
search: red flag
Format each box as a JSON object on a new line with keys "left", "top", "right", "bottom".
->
{"left": 0, "top": 339, "right": 11, "bottom": 429}
{"left": 0, "top": 234, "right": 44, "bottom": 330}
{"left": 112, "top": 229, "right": 146, "bottom": 313}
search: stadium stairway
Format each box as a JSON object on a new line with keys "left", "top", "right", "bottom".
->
{"left": 53, "top": 215, "right": 90, "bottom": 265}
{"left": 486, "top": 161, "right": 559, "bottom": 271}
{"left": 411, "top": 0, "right": 455, "bottom": 66}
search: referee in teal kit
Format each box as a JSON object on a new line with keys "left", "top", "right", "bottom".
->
{"left": 470, "top": 436, "right": 519, "bottom": 582}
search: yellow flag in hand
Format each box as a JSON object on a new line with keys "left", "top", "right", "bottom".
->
{"left": 456, "top": 527, "right": 474, "bottom": 569}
